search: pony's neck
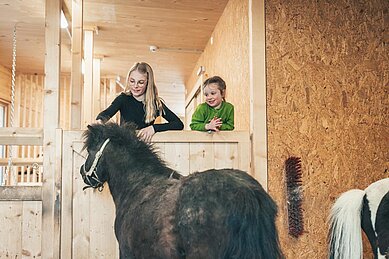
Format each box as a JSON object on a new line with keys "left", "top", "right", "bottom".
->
{"left": 101, "top": 138, "right": 169, "bottom": 205}
{"left": 105, "top": 156, "right": 169, "bottom": 207}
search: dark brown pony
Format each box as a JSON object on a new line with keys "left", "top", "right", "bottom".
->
{"left": 80, "top": 123, "right": 283, "bottom": 259}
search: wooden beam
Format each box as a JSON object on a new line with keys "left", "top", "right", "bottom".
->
{"left": 0, "top": 127, "right": 43, "bottom": 145}
{"left": 0, "top": 158, "right": 43, "bottom": 166}
{"left": 62, "top": 1, "right": 72, "bottom": 35}
{"left": 151, "top": 130, "right": 249, "bottom": 143}
{"left": 185, "top": 75, "right": 203, "bottom": 108}
{"left": 83, "top": 25, "right": 99, "bottom": 33}
{"left": 42, "top": 0, "right": 61, "bottom": 258}
{"left": 0, "top": 186, "right": 42, "bottom": 201}
{"left": 249, "top": 0, "right": 267, "bottom": 189}
{"left": 60, "top": 130, "right": 82, "bottom": 259}
{"left": 83, "top": 30, "right": 94, "bottom": 126}
{"left": 93, "top": 58, "right": 101, "bottom": 120}
{"left": 71, "top": 0, "right": 83, "bottom": 130}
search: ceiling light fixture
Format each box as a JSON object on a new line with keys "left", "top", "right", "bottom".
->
{"left": 149, "top": 45, "right": 158, "bottom": 52}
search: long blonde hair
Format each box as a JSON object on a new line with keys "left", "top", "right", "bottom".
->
{"left": 124, "top": 62, "right": 163, "bottom": 123}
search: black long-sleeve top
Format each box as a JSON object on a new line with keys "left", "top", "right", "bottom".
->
{"left": 96, "top": 93, "right": 184, "bottom": 132}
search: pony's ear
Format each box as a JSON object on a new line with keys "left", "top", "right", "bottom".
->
{"left": 86, "top": 124, "right": 99, "bottom": 138}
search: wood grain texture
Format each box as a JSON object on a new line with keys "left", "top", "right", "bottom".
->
{"left": 0, "top": 0, "right": 230, "bottom": 116}
{"left": 185, "top": 0, "right": 250, "bottom": 131}
{"left": 266, "top": 0, "right": 388, "bottom": 258}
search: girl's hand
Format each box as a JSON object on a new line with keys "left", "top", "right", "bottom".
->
{"left": 137, "top": 126, "right": 155, "bottom": 142}
{"left": 205, "top": 117, "right": 222, "bottom": 132}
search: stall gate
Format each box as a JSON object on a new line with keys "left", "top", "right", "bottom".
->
{"left": 0, "top": 129, "right": 250, "bottom": 258}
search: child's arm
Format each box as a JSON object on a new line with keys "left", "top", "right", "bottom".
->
{"left": 220, "top": 105, "right": 234, "bottom": 130}
{"left": 190, "top": 105, "right": 208, "bottom": 131}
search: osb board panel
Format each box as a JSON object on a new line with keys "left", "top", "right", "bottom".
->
{"left": 185, "top": 0, "right": 249, "bottom": 130}
{"left": 0, "top": 65, "right": 11, "bottom": 102}
{"left": 0, "top": 201, "right": 42, "bottom": 258}
{"left": 266, "top": 0, "right": 388, "bottom": 258}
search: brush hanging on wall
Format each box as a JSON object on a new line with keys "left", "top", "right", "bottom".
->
{"left": 285, "top": 156, "right": 304, "bottom": 238}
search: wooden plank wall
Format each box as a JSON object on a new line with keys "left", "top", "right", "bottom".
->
{"left": 152, "top": 131, "right": 250, "bottom": 174}
{"left": 1, "top": 72, "right": 120, "bottom": 185}
{"left": 0, "top": 74, "right": 72, "bottom": 185}
{"left": 0, "top": 128, "right": 44, "bottom": 258}
{"left": 0, "top": 200, "right": 42, "bottom": 258}
{"left": 13, "top": 75, "right": 44, "bottom": 185}
{"left": 185, "top": 0, "right": 250, "bottom": 131}
{"left": 99, "top": 77, "right": 121, "bottom": 124}
{"left": 265, "top": 0, "right": 388, "bottom": 258}
{"left": 61, "top": 130, "right": 250, "bottom": 258}
{"left": 9, "top": 73, "right": 71, "bottom": 129}
{"left": 0, "top": 65, "right": 11, "bottom": 102}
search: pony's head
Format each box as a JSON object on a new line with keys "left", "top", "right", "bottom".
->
{"left": 80, "top": 122, "right": 139, "bottom": 190}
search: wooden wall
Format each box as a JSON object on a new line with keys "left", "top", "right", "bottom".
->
{"left": 185, "top": 0, "right": 249, "bottom": 131}
{"left": 0, "top": 65, "right": 12, "bottom": 103}
{"left": 0, "top": 201, "right": 42, "bottom": 258}
{"left": 2, "top": 73, "right": 71, "bottom": 129}
{"left": 0, "top": 70, "right": 122, "bottom": 185}
{"left": 0, "top": 72, "right": 72, "bottom": 185}
{"left": 266, "top": 0, "right": 388, "bottom": 258}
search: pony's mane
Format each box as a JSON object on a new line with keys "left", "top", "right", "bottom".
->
{"left": 82, "top": 122, "right": 138, "bottom": 150}
{"left": 82, "top": 122, "right": 167, "bottom": 167}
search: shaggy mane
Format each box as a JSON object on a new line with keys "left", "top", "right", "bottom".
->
{"left": 82, "top": 122, "right": 166, "bottom": 168}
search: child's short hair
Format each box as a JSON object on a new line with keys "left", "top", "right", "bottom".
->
{"left": 203, "top": 76, "right": 226, "bottom": 93}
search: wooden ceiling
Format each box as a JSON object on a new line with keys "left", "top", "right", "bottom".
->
{"left": 0, "top": 0, "right": 229, "bottom": 115}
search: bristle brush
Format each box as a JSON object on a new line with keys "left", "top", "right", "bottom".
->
{"left": 285, "top": 156, "right": 304, "bottom": 238}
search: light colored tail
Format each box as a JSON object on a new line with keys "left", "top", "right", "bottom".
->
{"left": 328, "top": 189, "right": 365, "bottom": 259}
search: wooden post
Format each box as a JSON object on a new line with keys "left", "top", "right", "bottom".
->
{"left": 71, "top": 0, "right": 83, "bottom": 130}
{"left": 249, "top": 0, "right": 267, "bottom": 189}
{"left": 102, "top": 78, "right": 107, "bottom": 108}
{"left": 83, "top": 30, "right": 94, "bottom": 127}
{"left": 109, "top": 77, "right": 116, "bottom": 102}
{"left": 92, "top": 58, "right": 101, "bottom": 119}
{"left": 42, "top": 0, "right": 61, "bottom": 258}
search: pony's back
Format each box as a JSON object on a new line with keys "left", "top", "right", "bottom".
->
{"left": 175, "top": 169, "right": 283, "bottom": 259}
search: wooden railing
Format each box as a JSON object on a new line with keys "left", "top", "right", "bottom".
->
{"left": 0, "top": 127, "right": 43, "bottom": 186}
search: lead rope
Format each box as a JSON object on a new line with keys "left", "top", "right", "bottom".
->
{"left": 3, "top": 25, "right": 17, "bottom": 186}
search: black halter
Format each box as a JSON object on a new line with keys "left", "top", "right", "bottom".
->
{"left": 80, "top": 138, "right": 110, "bottom": 191}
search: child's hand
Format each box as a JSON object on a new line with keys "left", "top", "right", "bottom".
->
{"left": 205, "top": 117, "right": 222, "bottom": 131}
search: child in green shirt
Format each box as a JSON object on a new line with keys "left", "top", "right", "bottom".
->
{"left": 190, "top": 76, "right": 234, "bottom": 131}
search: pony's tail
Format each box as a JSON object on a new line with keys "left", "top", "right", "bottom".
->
{"left": 223, "top": 187, "right": 283, "bottom": 259}
{"left": 328, "top": 189, "right": 365, "bottom": 259}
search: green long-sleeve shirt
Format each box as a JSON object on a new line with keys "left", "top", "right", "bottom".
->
{"left": 190, "top": 101, "right": 234, "bottom": 131}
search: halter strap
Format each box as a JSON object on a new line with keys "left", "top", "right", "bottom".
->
{"left": 81, "top": 138, "right": 110, "bottom": 191}
{"left": 83, "top": 138, "right": 110, "bottom": 175}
